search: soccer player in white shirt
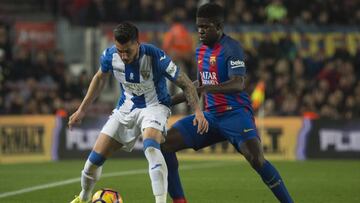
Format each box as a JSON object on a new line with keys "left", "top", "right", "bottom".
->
{"left": 68, "top": 22, "right": 208, "bottom": 203}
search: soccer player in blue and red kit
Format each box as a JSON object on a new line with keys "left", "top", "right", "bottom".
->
{"left": 161, "top": 3, "right": 294, "bottom": 203}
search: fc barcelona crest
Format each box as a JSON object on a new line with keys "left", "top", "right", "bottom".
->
{"left": 141, "top": 70, "right": 150, "bottom": 80}
{"left": 210, "top": 56, "right": 216, "bottom": 65}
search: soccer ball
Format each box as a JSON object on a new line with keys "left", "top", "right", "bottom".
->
{"left": 92, "top": 188, "right": 123, "bottom": 203}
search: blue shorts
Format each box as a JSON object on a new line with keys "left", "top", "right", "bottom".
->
{"left": 172, "top": 108, "right": 259, "bottom": 152}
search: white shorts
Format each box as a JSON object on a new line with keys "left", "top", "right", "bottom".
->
{"left": 100, "top": 104, "right": 171, "bottom": 152}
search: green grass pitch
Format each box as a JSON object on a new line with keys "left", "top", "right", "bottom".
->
{"left": 0, "top": 159, "right": 359, "bottom": 203}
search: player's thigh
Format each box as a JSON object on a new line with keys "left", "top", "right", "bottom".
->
{"left": 139, "top": 104, "right": 170, "bottom": 138}
{"left": 96, "top": 115, "right": 126, "bottom": 157}
{"left": 161, "top": 127, "right": 188, "bottom": 152}
{"left": 93, "top": 133, "right": 123, "bottom": 158}
{"left": 171, "top": 112, "right": 225, "bottom": 151}
{"left": 220, "top": 108, "right": 259, "bottom": 152}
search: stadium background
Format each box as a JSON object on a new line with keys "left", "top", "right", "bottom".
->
{"left": 0, "top": 0, "right": 359, "bottom": 202}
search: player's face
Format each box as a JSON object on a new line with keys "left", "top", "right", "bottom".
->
{"left": 115, "top": 40, "right": 139, "bottom": 64}
{"left": 196, "top": 17, "right": 220, "bottom": 46}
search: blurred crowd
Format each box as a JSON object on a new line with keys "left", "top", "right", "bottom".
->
{"left": 0, "top": 23, "right": 97, "bottom": 115}
{"left": 244, "top": 37, "right": 360, "bottom": 119}
{"left": 60, "top": 0, "right": 360, "bottom": 26}
{"left": 0, "top": 0, "right": 360, "bottom": 119}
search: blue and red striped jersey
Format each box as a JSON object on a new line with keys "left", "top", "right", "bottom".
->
{"left": 196, "top": 34, "right": 252, "bottom": 114}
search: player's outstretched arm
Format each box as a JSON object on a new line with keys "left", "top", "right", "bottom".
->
{"left": 170, "top": 80, "right": 200, "bottom": 106}
{"left": 173, "top": 72, "right": 208, "bottom": 134}
{"left": 198, "top": 75, "right": 245, "bottom": 94}
{"left": 68, "top": 70, "right": 110, "bottom": 130}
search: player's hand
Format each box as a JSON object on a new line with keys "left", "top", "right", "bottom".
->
{"left": 197, "top": 85, "right": 207, "bottom": 95}
{"left": 193, "top": 109, "right": 209, "bottom": 135}
{"left": 68, "top": 109, "right": 86, "bottom": 130}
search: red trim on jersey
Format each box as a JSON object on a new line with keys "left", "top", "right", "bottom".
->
{"left": 197, "top": 45, "right": 208, "bottom": 109}
{"left": 209, "top": 43, "right": 227, "bottom": 113}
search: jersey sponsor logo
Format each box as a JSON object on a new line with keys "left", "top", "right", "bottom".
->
{"left": 130, "top": 72, "right": 134, "bottom": 80}
{"left": 160, "top": 55, "right": 166, "bottom": 61}
{"left": 230, "top": 60, "right": 245, "bottom": 68}
{"left": 123, "top": 82, "right": 152, "bottom": 96}
{"left": 198, "top": 59, "right": 202, "bottom": 64}
{"left": 199, "top": 71, "right": 218, "bottom": 85}
{"left": 210, "top": 56, "right": 216, "bottom": 65}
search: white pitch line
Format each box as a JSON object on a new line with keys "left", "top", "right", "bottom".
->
{"left": 0, "top": 162, "right": 231, "bottom": 199}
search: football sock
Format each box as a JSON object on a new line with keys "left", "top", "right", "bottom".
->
{"left": 173, "top": 198, "right": 188, "bottom": 203}
{"left": 256, "top": 160, "right": 293, "bottom": 203}
{"left": 162, "top": 151, "right": 186, "bottom": 200}
{"left": 155, "top": 194, "right": 167, "bottom": 203}
{"left": 79, "top": 151, "right": 105, "bottom": 201}
{"left": 144, "top": 138, "right": 168, "bottom": 203}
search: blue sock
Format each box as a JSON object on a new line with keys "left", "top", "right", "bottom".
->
{"left": 256, "top": 160, "right": 293, "bottom": 203}
{"left": 143, "top": 138, "right": 160, "bottom": 150}
{"left": 162, "top": 151, "right": 185, "bottom": 199}
{"left": 88, "top": 151, "right": 106, "bottom": 166}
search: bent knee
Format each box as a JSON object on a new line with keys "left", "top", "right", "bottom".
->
{"left": 246, "top": 154, "right": 265, "bottom": 170}
{"left": 143, "top": 127, "right": 163, "bottom": 143}
{"left": 162, "top": 130, "right": 188, "bottom": 153}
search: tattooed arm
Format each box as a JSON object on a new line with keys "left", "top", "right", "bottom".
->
{"left": 173, "top": 72, "right": 201, "bottom": 112}
{"left": 173, "top": 71, "right": 208, "bottom": 134}
{"left": 171, "top": 80, "right": 200, "bottom": 106}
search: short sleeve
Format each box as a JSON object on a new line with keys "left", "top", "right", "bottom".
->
{"left": 163, "top": 60, "right": 180, "bottom": 81}
{"left": 226, "top": 45, "right": 246, "bottom": 76}
{"left": 99, "top": 48, "right": 113, "bottom": 73}
{"left": 146, "top": 44, "right": 180, "bottom": 81}
{"left": 157, "top": 50, "right": 180, "bottom": 81}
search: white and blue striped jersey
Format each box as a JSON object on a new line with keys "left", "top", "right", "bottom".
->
{"left": 100, "top": 43, "right": 179, "bottom": 112}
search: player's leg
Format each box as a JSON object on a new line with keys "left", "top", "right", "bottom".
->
{"left": 240, "top": 138, "right": 293, "bottom": 203}
{"left": 143, "top": 127, "right": 168, "bottom": 203}
{"left": 139, "top": 105, "right": 174, "bottom": 203}
{"left": 72, "top": 114, "right": 124, "bottom": 203}
{"left": 161, "top": 113, "right": 225, "bottom": 203}
{"left": 75, "top": 133, "right": 123, "bottom": 203}
{"left": 221, "top": 108, "right": 293, "bottom": 203}
{"left": 161, "top": 127, "right": 188, "bottom": 203}
{"left": 162, "top": 113, "right": 224, "bottom": 152}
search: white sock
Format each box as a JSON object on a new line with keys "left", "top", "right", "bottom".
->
{"left": 79, "top": 159, "right": 102, "bottom": 201}
{"left": 144, "top": 146, "right": 168, "bottom": 203}
{"left": 155, "top": 193, "right": 167, "bottom": 203}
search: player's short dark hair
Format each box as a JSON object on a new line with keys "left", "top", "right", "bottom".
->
{"left": 113, "top": 22, "right": 139, "bottom": 44}
{"left": 196, "top": 3, "right": 224, "bottom": 23}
